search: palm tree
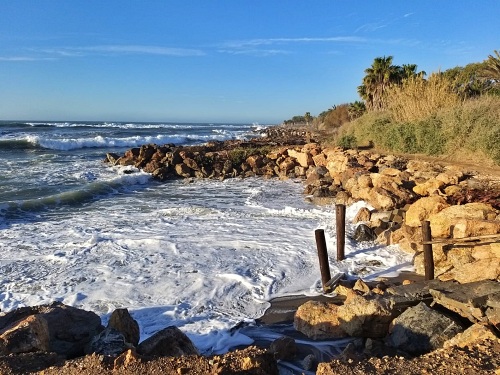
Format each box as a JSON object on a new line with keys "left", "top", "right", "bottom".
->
{"left": 348, "top": 101, "right": 366, "bottom": 120}
{"left": 480, "top": 50, "right": 500, "bottom": 82}
{"left": 400, "top": 64, "right": 426, "bottom": 80}
{"left": 358, "top": 56, "right": 401, "bottom": 111}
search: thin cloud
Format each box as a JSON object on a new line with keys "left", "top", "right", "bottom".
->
{"left": 222, "top": 36, "right": 367, "bottom": 49}
{"left": 80, "top": 45, "right": 205, "bottom": 56}
{"left": 37, "top": 45, "right": 205, "bottom": 58}
{"left": 0, "top": 56, "right": 56, "bottom": 61}
{"left": 218, "top": 48, "right": 290, "bottom": 57}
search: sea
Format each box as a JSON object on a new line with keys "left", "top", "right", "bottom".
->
{"left": 0, "top": 121, "right": 413, "bottom": 371}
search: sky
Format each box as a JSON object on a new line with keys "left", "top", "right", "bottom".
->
{"left": 0, "top": 1, "right": 499, "bottom": 124}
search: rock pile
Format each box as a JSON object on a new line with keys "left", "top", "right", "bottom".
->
{"left": 0, "top": 302, "right": 278, "bottom": 373}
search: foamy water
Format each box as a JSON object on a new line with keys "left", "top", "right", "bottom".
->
{"left": 0, "top": 121, "right": 413, "bottom": 357}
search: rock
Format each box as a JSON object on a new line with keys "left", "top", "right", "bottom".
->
{"left": 386, "top": 302, "right": 463, "bottom": 355}
{"left": 413, "top": 179, "right": 445, "bottom": 196}
{"left": 293, "top": 301, "right": 347, "bottom": 340}
{"left": 0, "top": 315, "right": 50, "bottom": 354}
{"left": 268, "top": 336, "right": 297, "bottom": 360}
{"left": 353, "top": 207, "right": 371, "bottom": 223}
{"left": 444, "top": 323, "right": 497, "bottom": 348}
{"left": 429, "top": 280, "right": 500, "bottom": 321}
{"left": 301, "top": 353, "right": 317, "bottom": 371}
{"left": 287, "top": 149, "right": 313, "bottom": 167}
{"left": 405, "top": 196, "right": 450, "bottom": 227}
{"left": 108, "top": 308, "right": 140, "bottom": 347}
{"left": 353, "top": 279, "right": 371, "bottom": 295}
{"left": 352, "top": 224, "right": 376, "bottom": 242}
{"left": 336, "top": 295, "right": 395, "bottom": 338}
{"left": 438, "top": 258, "right": 500, "bottom": 285}
{"left": 428, "top": 203, "right": 498, "bottom": 238}
{"left": 451, "top": 218, "right": 500, "bottom": 238}
{"left": 0, "top": 302, "right": 102, "bottom": 358}
{"left": 174, "top": 163, "right": 192, "bottom": 178}
{"left": 136, "top": 326, "right": 198, "bottom": 357}
{"left": 114, "top": 348, "right": 142, "bottom": 369}
{"left": 85, "top": 327, "right": 130, "bottom": 356}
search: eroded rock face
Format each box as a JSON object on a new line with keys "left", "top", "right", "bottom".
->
{"left": 136, "top": 326, "right": 198, "bottom": 358}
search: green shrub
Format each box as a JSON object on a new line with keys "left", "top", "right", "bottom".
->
{"left": 337, "top": 134, "right": 358, "bottom": 149}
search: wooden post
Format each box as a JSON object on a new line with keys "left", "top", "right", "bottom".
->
{"left": 336, "top": 204, "right": 346, "bottom": 261}
{"left": 315, "top": 229, "right": 332, "bottom": 292}
{"left": 421, "top": 220, "right": 434, "bottom": 280}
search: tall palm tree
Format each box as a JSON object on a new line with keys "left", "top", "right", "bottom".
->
{"left": 358, "top": 56, "right": 401, "bottom": 111}
{"left": 400, "top": 64, "right": 426, "bottom": 80}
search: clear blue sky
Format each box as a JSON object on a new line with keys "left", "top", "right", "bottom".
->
{"left": 1, "top": 1, "right": 499, "bottom": 124}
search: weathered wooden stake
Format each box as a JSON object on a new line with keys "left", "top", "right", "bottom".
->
{"left": 336, "top": 204, "right": 346, "bottom": 261}
{"left": 315, "top": 229, "right": 332, "bottom": 292}
{"left": 422, "top": 220, "right": 434, "bottom": 280}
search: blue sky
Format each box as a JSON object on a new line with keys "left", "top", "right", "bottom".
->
{"left": 0, "top": 1, "right": 499, "bottom": 124}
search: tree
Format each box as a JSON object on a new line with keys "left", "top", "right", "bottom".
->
{"left": 358, "top": 56, "right": 402, "bottom": 111}
{"left": 304, "top": 112, "right": 313, "bottom": 126}
{"left": 400, "top": 64, "right": 426, "bottom": 80}
{"left": 348, "top": 101, "right": 366, "bottom": 120}
{"left": 480, "top": 50, "right": 500, "bottom": 82}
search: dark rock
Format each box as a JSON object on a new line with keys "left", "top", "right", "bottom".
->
{"left": 136, "top": 326, "right": 198, "bottom": 358}
{"left": 352, "top": 224, "right": 376, "bottom": 242}
{"left": 268, "top": 336, "right": 297, "bottom": 360}
{"left": 0, "top": 302, "right": 102, "bottom": 358}
{"left": 386, "top": 302, "right": 463, "bottom": 355}
{"left": 0, "top": 314, "right": 50, "bottom": 354}
{"left": 85, "top": 327, "right": 130, "bottom": 356}
{"left": 108, "top": 308, "right": 140, "bottom": 347}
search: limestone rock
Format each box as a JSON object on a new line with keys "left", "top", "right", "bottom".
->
{"left": 451, "top": 218, "right": 500, "bottom": 238}
{"left": 353, "top": 207, "right": 371, "bottom": 223}
{"left": 136, "top": 326, "right": 198, "bottom": 357}
{"left": 114, "top": 348, "right": 142, "bottom": 369}
{"left": 413, "top": 179, "right": 445, "bottom": 196}
{"left": 405, "top": 196, "right": 450, "bottom": 227}
{"left": 336, "top": 295, "right": 394, "bottom": 338}
{"left": 443, "top": 323, "right": 497, "bottom": 348}
{"left": 353, "top": 279, "right": 371, "bottom": 295}
{"left": 293, "top": 301, "right": 347, "bottom": 340}
{"left": 108, "top": 308, "right": 140, "bottom": 347}
{"left": 428, "top": 203, "right": 498, "bottom": 238}
{"left": 0, "top": 314, "right": 50, "bottom": 354}
{"left": 287, "top": 149, "right": 313, "bottom": 168}
{"left": 386, "top": 302, "right": 463, "bottom": 355}
{"left": 439, "top": 258, "right": 500, "bottom": 284}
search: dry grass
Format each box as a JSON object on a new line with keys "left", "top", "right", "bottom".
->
{"left": 385, "top": 73, "right": 460, "bottom": 123}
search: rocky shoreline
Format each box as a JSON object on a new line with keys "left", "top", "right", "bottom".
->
{"left": 1, "top": 127, "right": 500, "bottom": 374}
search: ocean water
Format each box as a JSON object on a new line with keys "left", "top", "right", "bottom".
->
{"left": 0, "top": 121, "right": 413, "bottom": 359}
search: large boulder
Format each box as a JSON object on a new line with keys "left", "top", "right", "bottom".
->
{"left": 336, "top": 295, "right": 395, "bottom": 338}
{"left": 386, "top": 302, "right": 463, "bottom": 355}
{"left": 428, "top": 203, "right": 498, "bottom": 238}
{"left": 136, "top": 326, "right": 198, "bottom": 357}
{"left": 405, "top": 196, "right": 450, "bottom": 227}
{"left": 0, "top": 315, "right": 50, "bottom": 354}
{"left": 293, "top": 301, "right": 347, "bottom": 340}
{"left": 0, "top": 302, "right": 102, "bottom": 358}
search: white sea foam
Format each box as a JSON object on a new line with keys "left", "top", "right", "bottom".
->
{"left": 0, "top": 177, "right": 413, "bottom": 354}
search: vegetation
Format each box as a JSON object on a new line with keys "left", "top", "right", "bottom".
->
{"left": 282, "top": 50, "right": 500, "bottom": 165}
